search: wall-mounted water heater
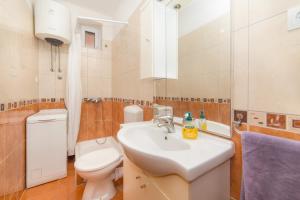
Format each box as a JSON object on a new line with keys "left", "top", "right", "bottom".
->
{"left": 34, "top": 0, "right": 71, "bottom": 76}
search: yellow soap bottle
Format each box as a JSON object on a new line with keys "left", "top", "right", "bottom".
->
{"left": 182, "top": 112, "right": 198, "bottom": 139}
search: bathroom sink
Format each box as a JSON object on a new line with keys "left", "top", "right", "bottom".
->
{"left": 117, "top": 122, "right": 234, "bottom": 182}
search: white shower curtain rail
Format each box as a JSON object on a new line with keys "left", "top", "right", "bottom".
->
{"left": 77, "top": 16, "right": 128, "bottom": 25}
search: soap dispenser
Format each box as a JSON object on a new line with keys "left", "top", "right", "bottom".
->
{"left": 182, "top": 112, "right": 198, "bottom": 139}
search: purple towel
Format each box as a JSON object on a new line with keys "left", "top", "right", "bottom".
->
{"left": 241, "top": 132, "right": 300, "bottom": 200}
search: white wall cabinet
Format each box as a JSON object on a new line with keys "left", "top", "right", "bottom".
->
{"left": 140, "top": 0, "right": 178, "bottom": 79}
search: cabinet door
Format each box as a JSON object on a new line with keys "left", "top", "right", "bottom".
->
{"left": 153, "top": 0, "right": 167, "bottom": 78}
{"left": 123, "top": 157, "right": 145, "bottom": 200}
{"left": 140, "top": 0, "right": 153, "bottom": 79}
{"left": 139, "top": 0, "right": 178, "bottom": 79}
{"left": 124, "top": 157, "right": 169, "bottom": 200}
{"left": 143, "top": 180, "right": 170, "bottom": 200}
{"left": 165, "top": 5, "right": 178, "bottom": 79}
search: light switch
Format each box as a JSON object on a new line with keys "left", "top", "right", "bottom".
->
{"left": 288, "top": 6, "right": 300, "bottom": 31}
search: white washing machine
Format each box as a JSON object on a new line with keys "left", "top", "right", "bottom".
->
{"left": 26, "top": 109, "right": 68, "bottom": 188}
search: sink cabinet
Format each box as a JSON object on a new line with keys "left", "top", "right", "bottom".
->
{"left": 124, "top": 156, "right": 169, "bottom": 200}
{"left": 124, "top": 156, "right": 230, "bottom": 200}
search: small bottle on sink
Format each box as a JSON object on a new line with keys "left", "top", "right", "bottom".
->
{"left": 199, "top": 111, "right": 207, "bottom": 131}
{"left": 182, "top": 112, "right": 198, "bottom": 139}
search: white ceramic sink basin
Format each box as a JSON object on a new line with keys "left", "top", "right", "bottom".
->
{"left": 117, "top": 122, "right": 234, "bottom": 182}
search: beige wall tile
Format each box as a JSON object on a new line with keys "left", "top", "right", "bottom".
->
{"left": 233, "top": 28, "right": 249, "bottom": 110}
{"left": 0, "top": 0, "right": 34, "bottom": 34}
{"left": 111, "top": 4, "right": 154, "bottom": 101}
{"left": 81, "top": 76, "right": 88, "bottom": 98}
{"left": 38, "top": 74, "right": 56, "bottom": 98}
{"left": 0, "top": 1, "right": 38, "bottom": 104}
{"left": 87, "top": 77, "right": 101, "bottom": 97}
{"left": 81, "top": 41, "right": 112, "bottom": 98}
{"left": 159, "top": 15, "right": 231, "bottom": 99}
{"left": 249, "top": 0, "right": 300, "bottom": 24}
{"left": 38, "top": 40, "right": 68, "bottom": 99}
{"left": 232, "top": 0, "right": 249, "bottom": 31}
{"left": 248, "top": 13, "right": 300, "bottom": 115}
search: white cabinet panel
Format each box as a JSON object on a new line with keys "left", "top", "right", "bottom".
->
{"left": 140, "top": 0, "right": 153, "bottom": 79}
{"left": 140, "top": 0, "right": 178, "bottom": 79}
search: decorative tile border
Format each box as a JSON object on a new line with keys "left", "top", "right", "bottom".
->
{"left": 112, "top": 98, "right": 153, "bottom": 107}
{"left": 0, "top": 98, "right": 65, "bottom": 112}
{"left": 82, "top": 97, "right": 153, "bottom": 107}
{"left": 40, "top": 98, "right": 65, "bottom": 103}
{"left": 82, "top": 98, "right": 112, "bottom": 102}
{"left": 233, "top": 110, "right": 247, "bottom": 123}
{"left": 0, "top": 97, "right": 155, "bottom": 113}
{"left": 292, "top": 120, "right": 300, "bottom": 128}
{"left": 0, "top": 99, "right": 39, "bottom": 112}
{"left": 267, "top": 113, "right": 286, "bottom": 129}
{"left": 153, "top": 96, "right": 231, "bottom": 104}
{"left": 287, "top": 115, "right": 300, "bottom": 133}
{"left": 248, "top": 111, "right": 266, "bottom": 127}
{"left": 234, "top": 109, "right": 300, "bottom": 133}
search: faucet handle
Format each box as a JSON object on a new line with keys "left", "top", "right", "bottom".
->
{"left": 158, "top": 115, "right": 173, "bottom": 122}
{"left": 156, "top": 115, "right": 175, "bottom": 133}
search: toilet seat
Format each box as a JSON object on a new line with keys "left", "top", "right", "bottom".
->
{"left": 75, "top": 148, "right": 121, "bottom": 172}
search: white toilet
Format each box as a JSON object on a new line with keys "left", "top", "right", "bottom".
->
{"left": 74, "top": 105, "right": 143, "bottom": 200}
{"left": 75, "top": 146, "right": 122, "bottom": 200}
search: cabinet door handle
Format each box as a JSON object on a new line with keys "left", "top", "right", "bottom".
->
{"left": 140, "top": 184, "right": 146, "bottom": 189}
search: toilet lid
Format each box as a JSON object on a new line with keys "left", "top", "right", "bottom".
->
{"left": 75, "top": 148, "right": 121, "bottom": 172}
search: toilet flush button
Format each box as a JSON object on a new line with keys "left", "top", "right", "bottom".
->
{"left": 288, "top": 6, "right": 300, "bottom": 31}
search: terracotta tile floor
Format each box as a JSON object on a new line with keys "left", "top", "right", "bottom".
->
{"left": 20, "top": 158, "right": 123, "bottom": 200}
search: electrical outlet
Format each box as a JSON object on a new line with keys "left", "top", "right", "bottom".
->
{"left": 288, "top": 6, "right": 300, "bottom": 31}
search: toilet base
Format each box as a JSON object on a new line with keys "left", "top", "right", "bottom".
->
{"left": 82, "top": 176, "right": 116, "bottom": 200}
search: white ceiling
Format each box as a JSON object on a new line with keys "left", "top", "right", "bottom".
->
{"left": 63, "top": 0, "right": 141, "bottom": 20}
{"left": 63, "top": 0, "right": 120, "bottom": 17}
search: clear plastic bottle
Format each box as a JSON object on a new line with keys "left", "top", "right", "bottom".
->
{"left": 199, "top": 111, "right": 207, "bottom": 131}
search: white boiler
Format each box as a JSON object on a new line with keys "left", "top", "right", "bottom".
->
{"left": 34, "top": 0, "right": 71, "bottom": 74}
{"left": 34, "top": 0, "right": 71, "bottom": 44}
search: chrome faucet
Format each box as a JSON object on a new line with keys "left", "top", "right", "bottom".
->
{"left": 155, "top": 115, "right": 175, "bottom": 133}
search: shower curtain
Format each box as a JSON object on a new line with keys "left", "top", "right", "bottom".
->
{"left": 66, "top": 31, "right": 82, "bottom": 156}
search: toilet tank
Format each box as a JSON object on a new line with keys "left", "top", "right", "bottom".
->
{"left": 34, "top": 0, "right": 71, "bottom": 44}
{"left": 124, "top": 105, "right": 143, "bottom": 123}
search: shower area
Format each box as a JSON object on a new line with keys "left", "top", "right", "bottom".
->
{"left": 69, "top": 14, "right": 155, "bottom": 144}
{"left": 70, "top": 17, "right": 128, "bottom": 144}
